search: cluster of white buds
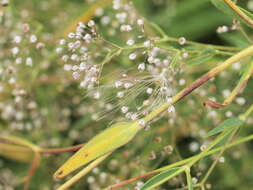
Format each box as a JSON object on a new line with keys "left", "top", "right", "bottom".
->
{"left": 57, "top": 20, "right": 107, "bottom": 90}
{"left": 68, "top": 20, "right": 97, "bottom": 43}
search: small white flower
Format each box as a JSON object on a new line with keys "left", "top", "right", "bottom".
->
{"left": 138, "top": 119, "right": 145, "bottom": 127}
{"left": 146, "top": 88, "right": 153, "bottom": 94}
{"left": 117, "top": 91, "right": 124, "bottom": 98}
{"left": 179, "top": 79, "right": 186, "bottom": 86}
{"left": 95, "top": 8, "right": 104, "bottom": 16}
{"left": 115, "top": 81, "right": 123, "bottom": 88}
{"left": 30, "top": 35, "right": 37, "bottom": 43}
{"left": 120, "top": 24, "right": 132, "bottom": 32}
{"left": 121, "top": 106, "right": 129, "bottom": 113}
{"left": 178, "top": 37, "right": 186, "bottom": 45}
{"left": 236, "top": 97, "right": 246, "bottom": 105}
{"left": 68, "top": 32, "right": 75, "bottom": 39}
{"left": 88, "top": 20, "right": 95, "bottom": 27}
{"left": 101, "top": 16, "right": 110, "bottom": 25}
{"left": 79, "top": 62, "right": 87, "bottom": 71}
{"left": 64, "top": 64, "right": 72, "bottom": 71}
{"left": 84, "top": 34, "right": 92, "bottom": 41}
{"left": 182, "top": 52, "right": 189, "bottom": 58}
{"left": 71, "top": 54, "right": 79, "bottom": 61}
{"left": 138, "top": 63, "right": 145, "bottom": 71}
{"left": 26, "top": 57, "right": 33, "bottom": 66}
{"left": 59, "top": 39, "right": 66, "bottom": 45}
{"left": 137, "top": 19, "right": 144, "bottom": 26}
{"left": 131, "top": 113, "right": 138, "bottom": 120}
{"left": 147, "top": 56, "right": 154, "bottom": 63}
{"left": 15, "top": 57, "right": 22, "bottom": 65}
{"left": 129, "top": 53, "right": 137, "bottom": 60}
{"left": 94, "top": 92, "right": 101, "bottom": 99}
{"left": 126, "top": 39, "right": 135, "bottom": 46}
{"left": 62, "top": 55, "right": 69, "bottom": 62}
{"left": 124, "top": 82, "right": 133, "bottom": 89}
{"left": 163, "top": 59, "right": 171, "bottom": 66}
{"left": 192, "top": 177, "right": 198, "bottom": 184}
{"left": 72, "top": 65, "right": 79, "bottom": 71}
{"left": 217, "top": 25, "right": 229, "bottom": 33}
{"left": 166, "top": 97, "right": 173, "bottom": 103}
{"left": 72, "top": 71, "right": 80, "bottom": 80}
{"left": 13, "top": 35, "right": 22, "bottom": 43}
{"left": 143, "top": 40, "right": 151, "bottom": 47}
{"left": 219, "top": 156, "right": 225, "bottom": 163}
{"left": 167, "top": 105, "right": 175, "bottom": 113}
{"left": 11, "top": 47, "right": 19, "bottom": 55}
{"left": 56, "top": 47, "right": 63, "bottom": 54}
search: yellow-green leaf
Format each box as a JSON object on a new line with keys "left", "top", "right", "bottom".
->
{"left": 0, "top": 143, "right": 34, "bottom": 162}
{"left": 0, "top": 136, "right": 39, "bottom": 150}
{"left": 54, "top": 121, "right": 141, "bottom": 179}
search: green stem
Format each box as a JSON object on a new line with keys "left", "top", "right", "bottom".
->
{"left": 157, "top": 36, "right": 240, "bottom": 51}
{"left": 200, "top": 126, "right": 240, "bottom": 184}
{"left": 139, "top": 45, "right": 253, "bottom": 124}
{"left": 240, "top": 103, "right": 253, "bottom": 121}
{"left": 107, "top": 133, "right": 253, "bottom": 189}
{"left": 223, "top": 0, "right": 253, "bottom": 27}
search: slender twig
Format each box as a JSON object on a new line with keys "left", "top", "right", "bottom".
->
{"left": 158, "top": 36, "right": 241, "bottom": 51}
{"left": 23, "top": 151, "right": 41, "bottom": 190}
{"left": 223, "top": 0, "right": 253, "bottom": 28}
{"left": 204, "top": 60, "right": 253, "bottom": 109}
{"left": 57, "top": 152, "right": 111, "bottom": 190}
{"left": 140, "top": 45, "right": 253, "bottom": 124}
{"left": 199, "top": 126, "right": 239, "bottom": 185}
{"left": 223, "top": 61, "right": 253, "bottom": 105}
{"left": 106, "top": 133, "right": 253, "bottom": 189}
{"left": 40, "top": 144, "right": 83, "bottom": 154}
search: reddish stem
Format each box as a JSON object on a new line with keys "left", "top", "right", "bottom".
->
{"left": 40, "top": 144, "right": 83, "bottom": 154}
{"left": 108, "top": 172, "right": 157, "bottom": 190}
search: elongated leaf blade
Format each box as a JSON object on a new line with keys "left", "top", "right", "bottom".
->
{"left": 140, "top": 167, "right": 182, "bottom": 190}
{"left": 205, "top": 118, "right": 243, "bottom": 138}
{"left": 54, "top": 122, "right": 141, "bottom": 179}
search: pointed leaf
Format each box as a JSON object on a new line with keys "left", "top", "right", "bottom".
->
{"left": 205, "top": 118, "right": 243, "bottom": 138}
{"left": 54, "top": 122, "right": 141, "bottom": 179}
{"left": 140, "top": 167, "right": 182, "bottom": 190}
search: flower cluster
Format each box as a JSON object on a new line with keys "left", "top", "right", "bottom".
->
{"left": 57, "top": 1, "right": 184, "bottom": 123}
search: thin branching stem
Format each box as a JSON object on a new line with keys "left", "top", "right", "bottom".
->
{"left": 140, "top": 45, "right": 253, "bottom": 124}
{"left": 40, "top": 144, "right": 84, "bottom": 154}
{"left": 106, "top": 133, "right": 253, "bottom": 189}
{"left": 223, "top": 0, "right": 253, "bottom": 27}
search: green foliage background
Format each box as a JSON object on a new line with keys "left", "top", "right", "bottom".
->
{"left": 0, "top": 0, "right": 253, "bottom": 190}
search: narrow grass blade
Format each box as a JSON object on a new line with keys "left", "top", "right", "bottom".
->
{"left": 140, "top": 167, "right": 182, "bottom": 190}
{"left": 205, "top": 118, "right": 243, "bottom": 138}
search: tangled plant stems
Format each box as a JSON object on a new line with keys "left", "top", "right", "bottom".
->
{"left": 53, "top": 25, "right": 253, "bottom": 190}
{"left": 107, "top": 104, "right": 253, "bottom": 190}
{"left": 1, "top": 0, "right": 253, "bottom": 190}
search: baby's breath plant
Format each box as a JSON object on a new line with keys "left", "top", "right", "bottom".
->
{"left": 1, "top": 0, "right": 253, "bottom": 190}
